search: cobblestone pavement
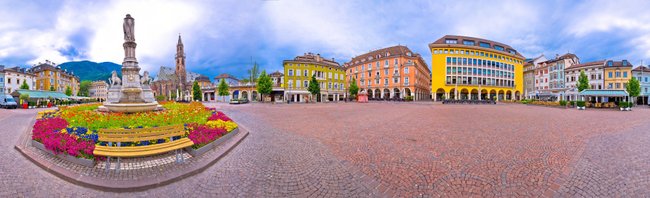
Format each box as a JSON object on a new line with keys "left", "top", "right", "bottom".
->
{"left": 1, "top": 103, "right": 650, "bottom": 197}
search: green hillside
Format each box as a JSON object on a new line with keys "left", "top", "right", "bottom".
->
{"left": 58, "top": 61, "right": 121, "bottom": 82}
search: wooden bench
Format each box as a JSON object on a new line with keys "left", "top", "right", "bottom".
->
{"left": 94, "top": 125, "right": 194, "bottom": 171}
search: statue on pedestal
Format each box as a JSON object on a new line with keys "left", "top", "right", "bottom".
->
{"left": 123, "top": 14, "right": 135, "bottom": 42}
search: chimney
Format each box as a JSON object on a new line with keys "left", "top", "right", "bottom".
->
{"left": 555, "top": 54, "right": 559, "bottom": 59}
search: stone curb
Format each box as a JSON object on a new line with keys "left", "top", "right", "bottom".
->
{"left": 14, "top": 118, "right": 249, "bottom": 192}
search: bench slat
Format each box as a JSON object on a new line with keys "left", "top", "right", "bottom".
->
{"left": 94, "top": 138, "right": 192, "bottom": 152}
{"left": 93, "top": 139, "right": 194, "bottom": 157}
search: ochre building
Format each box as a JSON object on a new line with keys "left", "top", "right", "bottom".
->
{"left": 429, "top": 35, "right": 525, "bottom": 101}
{"left": 283, "top": 53, "right": 346, "bottom": 102}
{"left": 344, "top": 45, "right": 431, "bottom": 100}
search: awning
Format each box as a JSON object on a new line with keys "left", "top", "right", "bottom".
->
{"left": 10, "top": 89, "right": 70, "bottom": 99}
{"left": 579, "top": 89, "right": 629, "bottom": 97}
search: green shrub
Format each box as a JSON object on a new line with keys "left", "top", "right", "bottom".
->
{"left": 569, "top": 101, "right": 576, "bottom": 106}
{"left": 576, "top": 101, "right": 586, "bottom": 107}
{"left": 559, "top": 100, "right": 567, "bottom": 106}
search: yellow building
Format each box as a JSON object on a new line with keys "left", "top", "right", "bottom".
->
{"left": 429, "top": 35, "right": 525, "bottom": 101}
{"left": 283, "top": 52, "right": 346, "bottom": 102}
{"left": 603, "top": 60, "right": 633, "bottom": 90}
{"left": 30, "top": 61, "right": 80, "bottom": 95}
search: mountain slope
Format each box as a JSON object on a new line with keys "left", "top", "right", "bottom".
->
{"left": 58, "top": 61, "right": 121, "bottom": 82}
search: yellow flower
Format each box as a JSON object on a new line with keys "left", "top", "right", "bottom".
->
{"left": 60, "top": 128, "right": 67, "bottom": 134}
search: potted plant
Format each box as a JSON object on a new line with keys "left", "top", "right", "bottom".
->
{"left": 559, "top": 100, "right": 567, "bottom": 108}
{"left": 619, "top": 102, "right": 627, "bottom": 111}
{"left": 627, "top": 102, "right": 632, "bottom": 111}
{"left": 576, "top": 101, "right": 586, "bottom": 110}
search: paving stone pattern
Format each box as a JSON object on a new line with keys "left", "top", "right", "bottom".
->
{"left": 1, "top": 103, "right": 650, "bottom": 197}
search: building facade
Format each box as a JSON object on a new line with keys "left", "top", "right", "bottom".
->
{"left": 268, "top": 71, "right": 285, "bottom": 102}
{"left": 632, "top": 65, "right": 650, "bottom": 105}
{"left": 0, "top": 66, "right": 4, "bottom": 94}
{"left": 283, "top": 53, "right": 346, "bottom": 102}
{"left": 534, "top": 53, "right": 579, "bottom": 100}
{"left": 3, "top": 66, "right": 37, "bottom": 94}
{"left": 29, "top": 61, "right": 79, "bottom": 95}
{"left": 429, "top": 35, "right": 525, "bottom": 101}
{"left": 603, "top": 60, "right": 633, "bottom": 91}
{"left": 564, "top": 60, "right": 605, "bottom": 101}
{"left": 344, "top": 45, "right": 431, "bottom": 101}
{"left": 523, "top": 55, "right": 548, "bottom": 99}
{"left": 89, "top": 80, "right": 108, "bottom": 101}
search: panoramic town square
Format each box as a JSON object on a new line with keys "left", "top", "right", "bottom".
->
{"left": 1, "top": 102, "right": 650, "bottom": 197}
{"left": 3, "top": 0, "right": 650, "bottom": 197}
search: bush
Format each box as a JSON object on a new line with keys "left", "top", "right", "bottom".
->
{"left": 405, "top": 95, "right": 413, "bottom": 101}
{"left": 559, "top": 100, "right": 567, "bottom": 106}
{"left": 569, "top": 101, "right": 576, "bottom": 106}
{"left": 576, "top": 101, "right": 586, "bottom": 107}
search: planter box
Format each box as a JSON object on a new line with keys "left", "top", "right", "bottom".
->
{"left": 31, "top": 140, "right": 95, "bottom": 167}
{"left": 185, "top": 128, "right": 239, "bottom": 157}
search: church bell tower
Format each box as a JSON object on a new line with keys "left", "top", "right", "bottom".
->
{"left": 175, "top": 34, "right": 187, "bottom": 89}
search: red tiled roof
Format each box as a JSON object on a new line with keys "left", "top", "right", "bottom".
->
{"left": 283, "top": 53, "right": 341, "bottom": 68}
{"left": 632, "top": 66, "right": 650, "bottom": 72}
{"left": 566, "top": 60, "right": 606, "bottom": 70}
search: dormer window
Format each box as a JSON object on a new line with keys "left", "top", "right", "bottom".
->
{"left": 607, "top": 61, "right": 613, "bottom": 66}
{"left": 508, "top": 49, "right": 516, "bottom": 55}
{"left": 494, "top": 45, "right": 504, "bottom": 51}
{"left": 406, "top": 52, "right": 412, "bottom": 56}
{"left": 463, "top": 40, "right": 475, "bottom": 46}
{"left": 445, "top": 39, "right": 458, "bottom": 44}
{"left": 479, "top": 42, "right": 491, "bottom": 48}
{"left": 622, "top": 60, "right": 628, "bottom": 66}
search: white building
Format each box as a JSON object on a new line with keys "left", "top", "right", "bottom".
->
{"left": 564, "top": 60, "right": 605, "bottom": 101}
{"left": 2, "top": 66, "right": 36, "bottom": 94}
{"left": 524, "top": 55, "right": 547, "bottom": 99}
{"left": 89, "top": 80, "right": 108, "bottom": 101}
{"left": 632, "top": 65, "right": 650, "bottom": 105}
{"left": 537, "top": 53, "right": 579, "bottom": 101}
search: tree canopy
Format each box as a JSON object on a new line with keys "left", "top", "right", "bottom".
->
{"left": 218, "top": 79, "right": 230, "bottom": 96}
{"left": 64, "top": 86, "right": 72, "bottom": 96}
{"left": 256, "top": 70, "right": 272, "bottom": 102}
{"left": 577, "top": 71, "right": 589, "bottom": 92}
{"left": 349, "top": 78, "right": 359, "bottom": 98}
{"left": 19, "top": 80, "right": 29, "bottom": 89}
{"left": 78, "top": 80, "right": 92, "bottom": 97}
{"left": 307, "top": 74, "right": 320, "bottom": 101}
{"left": 627, "top": 77, "right": 641, "bottom": 98}
{"left": 192, "top": 81, "right": 202, "bottom": 101}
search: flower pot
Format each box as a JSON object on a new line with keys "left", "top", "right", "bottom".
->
{"left": 620, "top": 107, "right": 625, "bottom": 111}
{"left": 626, "top": 107, "right": 631, "bottom": 111}
{"left": 31, "top": 140, "right": 94, "bottom": 167}
{"left": 23, "top": 104, "right": 28, "bottom": 109}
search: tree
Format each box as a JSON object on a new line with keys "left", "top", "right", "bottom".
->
{"left": 576, "top": 71, "right": 589, "bottom": 101}
{"left": 49, "top": 85, "right": 55, "bottom": 91}
{"left": 192, "top": 81, "right": 202, "bottom": 101}
{"left": 19, "top": 80, "right": 29, "bottom": 90}
{"left": 78, "top": 80, "right": 92, "bottom": 97}
{"left": 577, "top": 71, "right": 589, "bottom": 92}
{"left": 256, "top": 70, "right": 272, "bottom": 102}
{"left": 218, "top": 79, "right": 230, "bottom": 102}
{"left": 64, "top": 86, "right": 72, "bottom": 96}
{"left": 349, "top": 78, "right": 359, "bottom": 100}
{"left": 247, "top": 62, "right": 260, "bottom": 84}
{"left": 626, "top": 77, "right": 641, "bottom": 105}
{"left": 307, "top": 74, "right": 320, "bottom": 102}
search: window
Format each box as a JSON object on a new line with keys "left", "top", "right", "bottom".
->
{"left": 304, "top": 80, "right": 308, "bottom": 87}
{"left": 479, "top": 42, "right": 490, "bottom": 48}
{"left": 445, "top": 39, "right": 458, "bottom": 44}
{"left": 394, "top": 58, "right": 398, "bottom": 65}
{"left": 508, "top": 49, "right": 516, "bottom": 54}
{"left": 304, "top": 70, "right": 308, "bottom": 76}
{"left": 296, "top": 70, "right": 301, "bottom": 76}
{"left": 405, "top": 77, "right": 409, "bottom": 85}
{"left": 393, "top": 77, "right": 399, "bottom": 83}
{"left": 463, "top": 40, "right": 475, "bottom": 46}
{"left": 385, "top": 60, "right": 389, "bottom": 66}
{"left": 404, "top": 67, "right": 409, "bottom": 74}
{"left": 494, "top": 45, "right": 504, "bottom": 51}
{"left": 609, "top": 72, "right": 613, "bottom": 78}
{"left": 384, "top": 78, "right": 388, "bottom": 85}
{"left": 623, "top": 72, "right": 627, "bottom": 78}
{"left": 616, "top": 72, "right": 620, "bottom": 77}
{"left": 384, "top": 69, "right": 388, "bottom": 75}
{"left": 296, "top": 80, "right": 300, "bottom": 88}
{"left": 434, "top": 50, "right": 439, "bottom": 54}
{"left": 607, "top": 61, "right": 613, "bottom": 66}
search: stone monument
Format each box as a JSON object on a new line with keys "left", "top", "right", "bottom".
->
{"left": 100, "top": 14, "right": 159, "bottom": 113}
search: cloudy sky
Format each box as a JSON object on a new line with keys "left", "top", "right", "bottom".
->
{"left": 1, "top": 0, "right": 650, "bottom": 79}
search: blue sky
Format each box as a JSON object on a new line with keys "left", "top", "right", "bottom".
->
{"left": 1, "top": 0, "right": 650, "bottom": 80}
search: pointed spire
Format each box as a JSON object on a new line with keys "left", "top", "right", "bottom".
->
{"left": 177, "top": 34, "right": 183, "bottom": 46}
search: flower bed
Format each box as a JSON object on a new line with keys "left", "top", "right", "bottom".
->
{"left": 31, "top": 102, "right": 237, "bottom": 162}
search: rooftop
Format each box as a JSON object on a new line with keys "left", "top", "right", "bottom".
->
{"left": 429, "top": 35, "right": 524, "bottom": 59}
{"left": 284, "top": 52, "right": 341, "bottom": 68}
